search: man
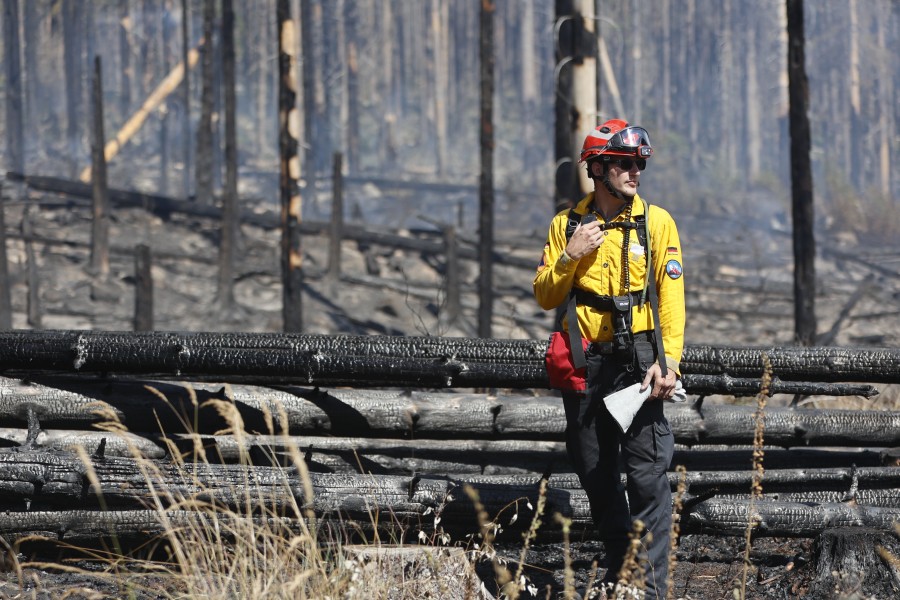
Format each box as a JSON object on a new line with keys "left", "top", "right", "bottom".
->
{"left": 534, "top": 119, "right": 685, "bottom": 599}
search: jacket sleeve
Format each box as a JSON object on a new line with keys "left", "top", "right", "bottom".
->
{"left": 650, "top": 207, "right": 686, "bottom": 374}
{"left": 533, "top": 213, "right": 578, "bottom": 310}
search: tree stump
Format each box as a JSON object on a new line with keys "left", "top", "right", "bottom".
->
{"left": 808, "top": 527, "right": 900, "bottom": 598}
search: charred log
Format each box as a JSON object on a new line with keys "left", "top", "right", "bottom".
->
{"left": 0, "top": 508, "right": 300, "bottom": 543}
{"left": 1, "top": 377, "right": 898, "bottom": 447}
{"left": 701, "top": 489, "right": 900, "bottom": 508}
{"left": 683, "top": 374, "right": 877, "bottom": 398}
{"left": 1, "top": 331, "right": 898, "bottom": 389}
{"left": 2, "top": 449, "right": 899, "bottom": 517}
{"left": 681, "top": 345, "right": 900, "bottom": 384}
{"left": 684, "top": 498, "right": 900, "bottom": 538}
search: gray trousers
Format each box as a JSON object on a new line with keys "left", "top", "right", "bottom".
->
{"left": 562, "top": 352, "right": 675, "bottom": 600}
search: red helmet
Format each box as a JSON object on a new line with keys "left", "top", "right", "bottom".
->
{"left": 579, "top": 119, "right": 653, "bottom": 163}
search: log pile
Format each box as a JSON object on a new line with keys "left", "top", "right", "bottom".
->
{"left": 0, "top": 331, "right": 898, "bottom": 547}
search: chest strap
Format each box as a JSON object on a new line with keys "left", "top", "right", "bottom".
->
{"left": 566, "top": 288, "right": 645, "bottom": 370}
{"left": 573, "top": 289, "right": 644, "bottom": 312}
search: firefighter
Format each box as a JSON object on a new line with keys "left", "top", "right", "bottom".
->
{"left": 534, "top": 119, "right": 686, "bottom": 599}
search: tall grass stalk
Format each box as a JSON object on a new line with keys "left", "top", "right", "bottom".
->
{"left": 553, "top": 514, "right": 577, "bottom": 600}
{"left": 62, "top": 391, "right": 346, "bottom": 598}
{"left": 736, "top": 354, "right": 772, "bottom": 600}
{"left": 614, "top": 519, "right": 648, "bottom": 599}
{"left": 666, "top": 465, "right": 687, "bottom": 600}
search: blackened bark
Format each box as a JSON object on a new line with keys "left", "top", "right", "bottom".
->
{"left": 3, "top": 0, "right": 24, "bottom": 173}
{"left": 0, "top": 182, "right": 10, "bottom": 329}
{"left": 554, "top": 0, "right": 578, "bottom": 212}
{"left": 194, "top": 0, "right": 215, "bottom": 204}
{"left": 217, "top": 0, "right": 238, "bottom": 311}
{"left": 279, "top": 0, "right": 303, "bottom": 331}
{"left": 328, "top": 152, "right": 343, "bottom": 280}
{"left": 181, "top": 0, "right": 192, "bottom": 198}
{"left": 787, "top": 0, "right": 816, "bottom": 345}
{"left": 477, "top": 0, "right": 495, "bottom": 338}
{"left": 62, "top": 0, "right": 84, "bottom": 178}
{"left": 89, "top": 56, "right": 110, "bottom": 277}
{"left": 133, "top": 244, "right": 153, "bottom": 331}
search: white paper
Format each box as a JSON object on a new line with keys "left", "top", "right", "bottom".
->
{"left": 672, "top": 379, "right": 687, "bottom": 403}
{"left": 604, "top": 380, "right": 688, "bottom": 433}
{"left": 603, "top": 383, "right": 651, "bottom": 434}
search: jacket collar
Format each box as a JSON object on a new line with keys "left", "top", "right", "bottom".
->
{"left": 574, "top": 192, "right": 644, "bottom": 220}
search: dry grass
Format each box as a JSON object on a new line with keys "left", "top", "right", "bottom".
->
{"left": 0, "top": 389, "right": 575, "bottom": 599}
{"left": 734, "top": 354, "right": 772, "bottom": 600}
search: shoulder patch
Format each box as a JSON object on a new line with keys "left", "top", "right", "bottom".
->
{"left": 537, "top": 243, "right": 550, "bottom": 270}
{"left": 665, "top": 259, "right": 683, "bottom": 279}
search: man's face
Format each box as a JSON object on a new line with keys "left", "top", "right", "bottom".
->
{"left": 605, "top": 157, "right": 642, "bottom": 198}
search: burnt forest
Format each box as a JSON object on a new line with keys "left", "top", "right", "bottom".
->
{"left": 0, "top": 1, "right": 899, "bottom": 599}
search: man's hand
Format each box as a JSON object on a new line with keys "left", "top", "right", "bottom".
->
{"left": 565, "top": 221, "right": 607, "bottom": 260}
{"left": 641, "top": 363, "right": 676, "bottom": 400}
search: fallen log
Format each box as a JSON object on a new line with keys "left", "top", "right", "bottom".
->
{"left": 683, "top": 498, "right": 900, "bottom": 537}
{"left": 681, "top": 345, "right": 900, "bottom": 384}
{"left": 0, "top": 427, "right": 166, "bottom": 459}
{"left": 0, "top": 424, "right": 888, "bottom": 476}
{"left": 2, "top": 377, "right": 898, "bottom": 446}
{"left": 0, "top": 509, "right": 300, "bottom": 543}
{"left": 2, "top": 449, "right": 898, "bottom": 517}
{"left": 6, "top": 496, "right": 899, "bottom": 546}
{"left": 0, "top": 330, "right": 544, "bottom": 388}
{"left": 704, "top": 489, "right": 900, "bottom": 508}
{"left": 0, "top": 452, "right": 898, "bottom": 541}
{"left": 683, "top": 374, "right": 877, "bottom": 398}
{"left": 1, "top": 330, "right": 897, "bottom": 389}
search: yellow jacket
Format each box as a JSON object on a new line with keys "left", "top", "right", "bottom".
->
{"left": 534, "top": 193, "right": 686, "bottom": 374}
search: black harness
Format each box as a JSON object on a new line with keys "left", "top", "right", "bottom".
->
{"left": 561, "top": 206, "right": 668, "bottom": 378}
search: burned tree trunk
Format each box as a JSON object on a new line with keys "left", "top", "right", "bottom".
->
{"left": 278, "top": 0, "right": 303, "bottom": 332}
{"left": 0, "top": 182, "right": 11, "bottom": 329}
{"left": 787, "top": 0, "right": 816, "bottom": 345}
{"left": 194, "top": 0, "right": 215, "bottom": 205}
{"left": 217, "top": 0, "right": 238, "bottom": 312}
{"left": 477, "top": 0, "right": 495, "bottom": 338}
{"left": 89, "top": 56, "right": 110, "bottom": 278}
{"left": 3, "top": 0, "right": 24, "bottom": 174}
{"left": 133, "top": 244, "right": 153, "bottom": 331}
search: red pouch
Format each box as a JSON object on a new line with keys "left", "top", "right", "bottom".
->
{"left": 544, "top": 331, "right": 588, "bottom": 392}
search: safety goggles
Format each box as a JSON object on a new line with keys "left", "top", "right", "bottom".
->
{"left": 605, "top": 126, "right": 653, "bottom": 158}
{"left": 610, "top": 157, "right": 647, "bottom": 171}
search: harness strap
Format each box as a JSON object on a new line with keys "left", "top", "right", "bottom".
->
{"left": 640, "top": 198, "right": 668, "bottom": 379}
{"left": 561, "top": 205, "right": 667, "bottom": 377}
{"left": 567, "top": 289, "right": 645, "bottom": 370}
{"left": 573, "top": 289, "right": 644, "bottom": 312}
